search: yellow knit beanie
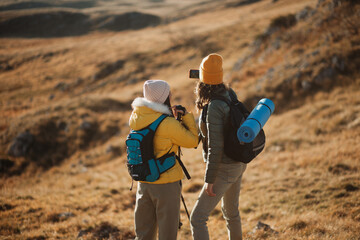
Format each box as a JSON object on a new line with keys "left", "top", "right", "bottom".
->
{"left": 199, "top": 53, "right": 223, "bottom": 85}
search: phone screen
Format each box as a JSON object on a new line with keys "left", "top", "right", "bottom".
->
{"left": 189, "top": 69, "right": 199, "bottom": 79}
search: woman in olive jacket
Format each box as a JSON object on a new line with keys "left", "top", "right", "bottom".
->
{"left": 129, "top": 80, "right": 199, "bottom": 240}
{"left": 190, "top": 54, "right": 247, "bottom": 240}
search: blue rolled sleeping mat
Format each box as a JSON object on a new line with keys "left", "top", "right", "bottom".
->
{"left": 237, "top": 98, "right": 275, "bottom": 143}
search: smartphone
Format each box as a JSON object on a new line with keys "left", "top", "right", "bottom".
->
{"left": 189, "top": 69, "right": 199, "bottom": 79}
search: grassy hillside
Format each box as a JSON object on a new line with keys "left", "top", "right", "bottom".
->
{"left": 0, "top": 0, "right": 359, "bottom": 239}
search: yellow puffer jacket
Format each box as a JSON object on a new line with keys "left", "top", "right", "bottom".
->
{"left": 129, "top": 97, "right": 199, "bottom": 184}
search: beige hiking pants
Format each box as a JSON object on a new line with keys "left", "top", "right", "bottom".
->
{"left": 190, "top": 162, "right": 247, "bottom": 240}
{"left": 134, "top": 181, "right": 181, "bottom": 240}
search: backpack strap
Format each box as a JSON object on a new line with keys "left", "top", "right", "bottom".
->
{"left": 176, "top": 154, "right": 191, "bottom": 180}
{"left": 201, "top": 92, "right": 235, "bottom": 123}
{"left": 228, "top": 90, "right": 238, "bottom": 102}
{"left": 226, "top": 90, "right": 251, "bottom": 115}
{"left": 148, "top": 114, "right": 168, "bottom": 131}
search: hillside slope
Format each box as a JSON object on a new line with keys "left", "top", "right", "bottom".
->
{"left": 0, "top": 0, "right": 359, "bottom": 239}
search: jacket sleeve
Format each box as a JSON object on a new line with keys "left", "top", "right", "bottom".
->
{"left": 166, "top": 112, "right": 199, "bottom": 148}
{"left": 205, "top": 100, "right": 227, "bottom": 183}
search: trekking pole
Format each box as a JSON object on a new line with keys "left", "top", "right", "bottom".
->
{"left": 180, "top": 187, "right": 190, "bottom": 219}
{"left": 178, "top": 145, "right": 190, "bottom": 221}
{"left": 175, "top": 108, "right": 191, "bottom": 222}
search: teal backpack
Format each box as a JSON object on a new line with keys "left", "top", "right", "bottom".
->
{"left": 126, "top": 114, "right": 191, "bottom": 185}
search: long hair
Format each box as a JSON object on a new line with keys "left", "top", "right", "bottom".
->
{"left": 163, "top": 95, "right": 174, "bottom": 117}
{"left": 195, "top": 81, "right": 229, "bottom": 110}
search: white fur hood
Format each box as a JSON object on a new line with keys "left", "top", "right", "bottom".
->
{"left": 131, "top": 97, "right": 172, "bottom": 115}
{"left": 129, "top": 97, "right": 172, "bottom": 130}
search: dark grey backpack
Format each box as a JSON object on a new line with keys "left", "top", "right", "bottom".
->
{"left": 201, "top": 91, "right": 265, "bottom": 163}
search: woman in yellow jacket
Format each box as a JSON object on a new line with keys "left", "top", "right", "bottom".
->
{"left": 129, "top": 80, "right": 199, "bottom": 240}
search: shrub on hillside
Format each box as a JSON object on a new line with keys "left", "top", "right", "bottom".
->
{"left": 332, "top": 0, "right": 360, "bottom": 6}
{"left": 252, "top": 13, "right": 298, "bottom": 47}
{"left": 270, "top": 14, "right": 297, "bottom": 29}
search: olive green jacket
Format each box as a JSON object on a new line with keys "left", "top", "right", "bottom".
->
{"left": 199, "top": 87, "right": 240, "bottom": 183}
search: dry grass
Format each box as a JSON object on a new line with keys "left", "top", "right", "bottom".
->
{"left": 1, "top": 0, "right": 360, "bottom": 239}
